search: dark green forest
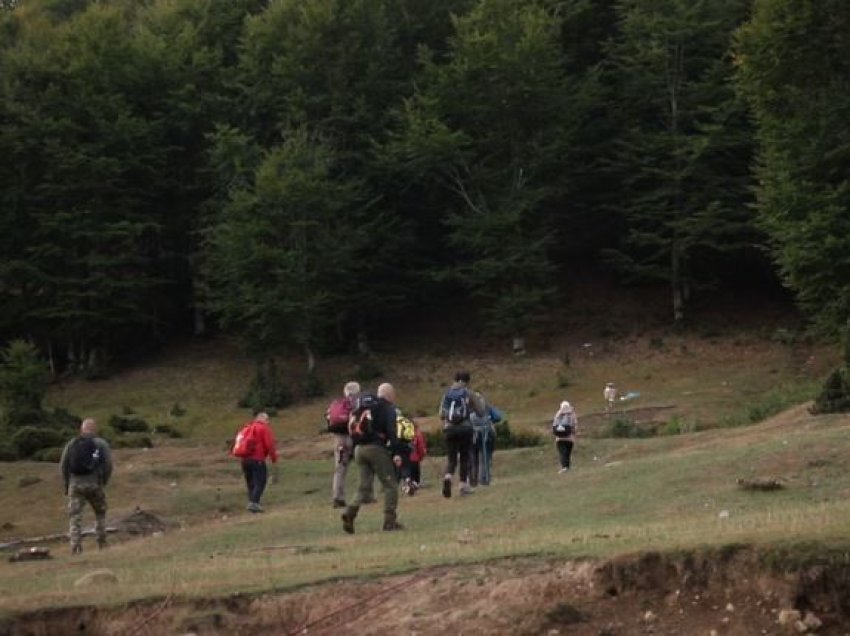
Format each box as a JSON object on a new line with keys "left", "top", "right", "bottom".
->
{"left": 1, "top": 0, "right": 848, "bottom": 380}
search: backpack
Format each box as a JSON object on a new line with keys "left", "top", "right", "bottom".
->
{"left": 68, "top": 437, "right": 102, "bottom": 476}
{"left": 441, "top": 387, "right": 469, "bottom": 425}
{"left": 553, "top": 415, "right": 574, "bottom": 438}
{"left": 396, "top": 412, "right": 415, "bottom": 442}
{"left": 232, "top": 422, "right": 260, "bottom": 458}
{"left": 349, "top": 394, "right": 380, "bottom": 442}
{"left": 326, "top": 398, "right": 353, "bottom": 435}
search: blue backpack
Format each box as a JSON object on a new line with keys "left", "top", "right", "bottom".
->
{"left": 441, "top": 388, "right": 469, "bottom": 425}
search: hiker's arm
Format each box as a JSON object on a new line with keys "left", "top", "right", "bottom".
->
{"left": 267, "top": 426, "right": 279, "bottom": 463}
{"left": 469, "top": 393, "right": 485, "bottom": 417}
{"left": 59, "top": 442, "right": 70, "bottom": 494}
{"left": 99, "top": 440, "right": 113, "bottom": 486}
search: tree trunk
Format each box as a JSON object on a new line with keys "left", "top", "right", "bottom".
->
{"left": 304, "top": 343, "right": 316, "bottom": 376}
{"left": 357, "top": 330, "right": 370, "bottom": 356}
{"left": 671, "top": 248, "right": 684, "bottom": 323}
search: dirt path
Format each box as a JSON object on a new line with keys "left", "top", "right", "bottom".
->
{"left": 5, "top": 546, "right": 848, "bottom": 636}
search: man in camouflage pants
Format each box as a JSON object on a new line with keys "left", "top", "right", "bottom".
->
{"left": 60, "top": 418, "right": 113, "bottom": 554}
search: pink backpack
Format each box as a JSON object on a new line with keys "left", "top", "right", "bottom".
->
{"left": 326, "top": 398, "right": 353, "bottom": 434}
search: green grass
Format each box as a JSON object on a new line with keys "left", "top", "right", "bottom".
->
{"left": 1, "top": 407, "right": 849, "bottom": 615}
{"left": 0, "top": 331, "right": 845, "bottom": 616}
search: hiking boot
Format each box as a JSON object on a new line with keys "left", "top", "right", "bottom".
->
{"left": 383, "top": 512, "right": 404, "bottom": 531}
{"left": 459, "top": 482, "right": 474, "bottom": 496}
{"left": 341, "top": 507, "right": 358, "bottom": 535}
{"left": 442, "top": 475, "right": 452, "bottom": 499}
{"left": 71, "top": 544, "right": 83, "bottom": 555}
{"left": 333, "top": 499, "right": 347, "bottom": 509}
{"left": 558, "top": 467, "right": 569, "bottom": 474}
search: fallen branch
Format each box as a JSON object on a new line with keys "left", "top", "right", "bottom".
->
{"left": 0, "top": 527, "right": 118, "bottom": 551}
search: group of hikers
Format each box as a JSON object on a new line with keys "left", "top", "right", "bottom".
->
{"left": 57, "top": 370, "right": 582, "bottom": 551}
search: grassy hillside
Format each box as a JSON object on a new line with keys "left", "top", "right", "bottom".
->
{"left": 1, "top": 328, "right": 848, "bottom": 618}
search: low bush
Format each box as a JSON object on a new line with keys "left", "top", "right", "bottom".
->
{"left": 301, "top": 373, "right": 324, "bottom": 398}
{"left": 111, "top": 434, "right": 153, "bottom": 449}
{"left": 109, "top": 415, "right": 151, "bottom": 433}
{"left": 661, "top": 415, "right": 700, "bottom": 436}
{"left": 34, "top": 447, "right": 63, "bottom": 463}
{"left": 424, "top": 421, "right": 544, "bottom": 456}
{"left": 154, "top": 424, "right": 183, "bottom": 438}
{"left": 170, "top": 402, "right": 187, "bottom": 417}
{"left": 811, "top": 367, "right": 850, "bottom": 414}
{"left": 11, "top": 425, "right": 68, "bottom": 458}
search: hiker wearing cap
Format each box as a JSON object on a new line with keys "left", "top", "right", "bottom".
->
{"left": 59, "top": 418, "right": 113, "bottom": 554}
{"left": 552, "top": 401, "right": 578, "bottom": 474}
{"left": 439, "top": 371, "right": 484, "bottom": 497}
{"left": 341, "top": 383, "right": 405, "bottom": 533}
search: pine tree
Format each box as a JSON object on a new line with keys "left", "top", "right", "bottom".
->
{"left": 605, "top": 0, "right": 754, "bottom": 323}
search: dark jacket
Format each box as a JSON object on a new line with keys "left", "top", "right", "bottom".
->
{"left": 359, "top": 398, "right": 405, "bottom": 455}
{"left": 59, "top": 435, "right": 113, "bottom": 494}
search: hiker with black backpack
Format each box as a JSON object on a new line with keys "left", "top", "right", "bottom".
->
{"left": 325, "top": 381, "right": 361, "bottom": 509}
{"left": 59, "top": 418, "right": 113, "bottom": 554}
{"left": 341, "top": 383, "right": 405, "bottom": 533}
{"left": 440, "top": 371, "right": 484, "bottom": 498}
{"left": 552, "top": 401, "right": 578, "bottom": 473}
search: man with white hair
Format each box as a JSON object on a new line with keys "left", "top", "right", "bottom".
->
{"left": 341, "top": 382, "right": 405, "bottom": 533}
{"left": 59, "top": 418, "right": 113, "bottom": 554}
{"left": 325, "top": 380, "right": 361, "bottom": 508}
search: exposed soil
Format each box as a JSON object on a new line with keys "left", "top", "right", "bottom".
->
{"left": 4, "top": 545, "right": 849, "bottom": 636}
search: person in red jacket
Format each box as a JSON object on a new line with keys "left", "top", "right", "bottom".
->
{"left": 407, "top": 422, "right": 428, "bottom": 495}
{"left": 237, "top": 412, "right": 279, "bottom": 513}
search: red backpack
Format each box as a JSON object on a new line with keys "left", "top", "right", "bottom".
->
{"left": 326, "top": 398, "right": 353, "bottom": 434}
{"left": 232, "top": 422, "right": 260, "bottom": 458}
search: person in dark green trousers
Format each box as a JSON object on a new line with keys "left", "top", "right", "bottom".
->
{"left": 342, "top": 383, "right": 404, "bottom": 533}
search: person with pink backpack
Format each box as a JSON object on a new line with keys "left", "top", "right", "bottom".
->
{"left": 325, "top": 381, "right": 374, "bottom": 508}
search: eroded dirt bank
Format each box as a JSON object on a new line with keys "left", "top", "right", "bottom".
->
{"left": 4, "top": 545, "right": 850, "bottom": 636}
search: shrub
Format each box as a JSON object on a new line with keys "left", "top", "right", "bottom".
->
{"left": 109, "top": 415, "right": 151, "bottom": 433}
{"left": 34, "top": 447, "right": 63, "bottom": 463}
{"left": 811, "top": 367, "right": 850, "bottom": 414}
{"left": 661, "top": 415, "right": 699, "bottom": 436}
{"left": 0, "top": 440, "right": 20, "bottom": 461}
{"left": 0, "top": 340, "right": 49, "bottom": 426}
{"left": 154, "top": 424, "right": 183, "bottom": 438}
{"left": 609, "top": 418, "right": 636, "bottom": 438}
{"left": 170, "top": 402, "right": 187, "bottom": 417}
{"left": 239, "top": 360, "right": 292, "bottom": 410}
{"left": 354, "top": 356, "right": 383, "bottom": 381}
{"left": 111, "top": 434, "right": 153, "bottom": 449}
{"left": 11, "top": 426, "right": 68, "bottom": 458}
{"left": 302, "top": 372, "right": 324, "bottom": 398}
{"left": 48, "top": 408, "right": 81, "bottom": 430}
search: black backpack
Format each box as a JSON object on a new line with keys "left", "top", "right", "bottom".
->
{"left": 67, "top": 437, "right": 102, "bottom": 475}
{"left": 349, "top": 393, "right": 380, "bottom": 442}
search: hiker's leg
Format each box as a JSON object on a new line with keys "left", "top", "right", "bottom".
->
{"left": 480, "top": 429, "right": 491, "bottom": 485}
{"left": 253, "top": 461, "right": 268, "bottom": 503}
{"left": 469, "top": 433, "right": 479, "bottom": 486}
{"left": 410, "top": 462, "right": 420, "bottom": 484}
{"left": 557, "top": 441, "right": 569, "bottom": 468}
{"left": 368, "top": 447, "right": 398, "bottom": 517}
{"left": 458, "top": 431, "right": 472, "bottom": 483}
{"left": 444, "top": 434, "right": 459, "bottom": 476}
{"left": 349, "top": 445, "right": 373, "bottom": 509}
{"left": 332, "top": 433, "right": 352, "bottom": 502}
{"left": 563, "top": 441, "right": 574, "bottom": 469}
{"left": 85, "top": 486, "right": 108, "bottom": 546}
{"left": 242, "top": 460, "right": 254, "bottom": 501}
{"left": 67, "top": 485, "right": 84, "bottom": 551}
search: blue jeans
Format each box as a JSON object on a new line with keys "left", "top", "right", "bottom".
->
{"left": 471, "top": 425, "right": 493, "bottom": 485}
{"left": 241, "top": 459, "right": 268, "bottom": 504}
